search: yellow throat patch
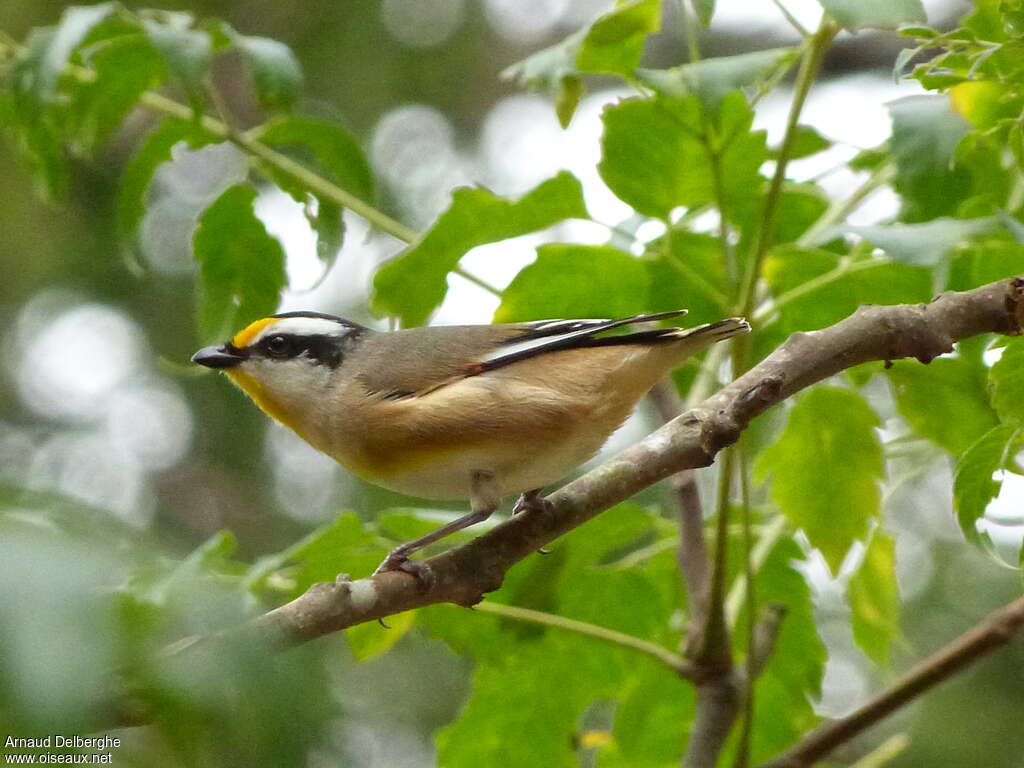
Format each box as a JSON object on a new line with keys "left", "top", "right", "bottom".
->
{"left": 225, "top": 368, "right": 310, "bottom": 444}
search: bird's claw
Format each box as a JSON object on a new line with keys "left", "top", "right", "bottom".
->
{"left": 373, "top": 549, "right": 436, "bottom": 591}
{"left": 513, "top": 491, "right": 554, "bottom": 516}
{"left": 513, "top": 490, "right": 555, "bottom": 555}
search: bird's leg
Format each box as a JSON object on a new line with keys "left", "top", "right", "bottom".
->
{"left": 373, "top": 470, "right": 500, "bottom": 587}
{"left": 513, "top": 488, "right": 554, "bottom": 554}
{"left": 513, "top": 488, "right": 553, "bottom": 515}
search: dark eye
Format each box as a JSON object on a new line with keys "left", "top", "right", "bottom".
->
{"left": 264, "top": 335, "right": 293, "bottom": 358}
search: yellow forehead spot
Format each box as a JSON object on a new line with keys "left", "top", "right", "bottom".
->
{"left": 231, "top": 317, "right": 277, "bottom": 348}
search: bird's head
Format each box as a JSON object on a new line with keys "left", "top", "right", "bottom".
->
{"left": 191, "top": 311, "right": 366, "bottom": 428}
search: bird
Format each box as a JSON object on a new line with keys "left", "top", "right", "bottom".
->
{"left": 192, "top": 309, "right": 749, "bottom": 581}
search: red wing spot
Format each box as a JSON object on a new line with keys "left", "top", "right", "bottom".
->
{"left": 467, "top": 363, "right": 486, "bottom": 375}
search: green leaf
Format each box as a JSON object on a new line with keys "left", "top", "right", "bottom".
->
{"left": 646, "top": 230, "right": 728, "bottom": 326}
{"left": 280, "top": 513, "right": 382, "bottom": 593}
{"left": 756, "top": 387, "right": 884, "bottom": 573}
{"left": 953, "top": 424, "right": 1021, "bottom": 546}
{"left": 899, "top": 24, "right": 939, "bottom": 38}
{"left": 742, "top": 537, "right": 826, "bottom": 761}
{"left": 599, "top": 93, "right": 765, "bottom": 220}
{"left": 36, "top": 3, "right": 119, "bottom": 100}
{"left": 887, "top": 357, "right": 999, "bottom": 454}
{"left": 143, "top": 20, "right": 213, "bottom": 96}
{"left": 68, "top": 37, "right": 164, "bottom": 154}
{"left": 690, "top": 0, "right": 715, "bottom": 26}
{"left": 118, "top": 118, "right": 216, "bottom": 239}
{"left": 771, "top": 183, "right": 830, "bottom": 244}
{"left": 600, "top": 664, "right": 695, "bottom": 766}
{"left": 502, "top": 0, "right": 659, "bottom": 126}
{"left": 233, "top": 34, "right": 303, "bottom": 111}
{"left": 846, "top": 528, "right": 900, "bottom": 668}
{"left": 819, "top": 0, "right": 927, "bottom": 32}
{"left": 990, "top": 337, "right": 1024, "bottom": 425}
{"left": 771, "top": 124, "right": 832, "bottom": 160}
{"left": 437, "top": 644, "right": 584, "bottom": 767}
{"left": 637, "top": 48, "right": 799, "bottom": 111}
{"left": 193, "top": 184, "right": 286, "bottom": 342}
{"left": 494, "top": 244, "right": 650, "bottom": 322}
{"left": 6, "top": 28, "right": 68, "bottom": 198}
{"left": 826, "top": 218, "right": 1000, "bottom": 267}
{"left": 575, "top": 0, "right": 660, "bottom": 77}
{"left": 371, "top": 171, "right": 589, "bottom": 326}
{"left": 258, "top": 116, "right": 373, "bottom": 264}
{"left": 502, "top": 30, "right": 584, "bottom": 119}
{"left": 424, "top": 506, "right": 676, "bottom": 767}
{"left": 345, "top": 610, "right": 416, "bottom": 660}
{"left": 258, "top": 116, "right": 373, "bottom": 202}
{"left": 143, "top": 531, "right": 239, "bottom": 605}
{"left": 554, "top": 74, "right": 584, "bottom": 129}
{"left": 888, "top": 95, "right": 970, "bottom": 221}
{"left": 948, "top": 236, "right": 1024, "bottom": 292}
{"left": 849, "top": 145, "right": 890, "bottom": 172}
{"left": 761, "top": 247, "right": 931, "bottom": 351}
{"left": 249, "top": 512, "right": 413, "bottom": 658}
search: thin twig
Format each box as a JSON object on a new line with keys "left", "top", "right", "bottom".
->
{"left": 452, "top": 266, "right": 503, "bottom": 297}
{"left": 649, "top": 383, "right": 711, "bottom": 657}
{"left": 677, "top": 0, "right": 702, "bottom": 62}
{"left": 731, "top": 449, "right": 757, "bottom": 768}
{"left": 753, "top": 258, "right": 887, "bottom": 324}
{"left": 736, "top": 18, "right": 837, "bottom": 320}
{"left": 848, "top": 734, "right": 910, "bottom": 768}
{"left": 472, "top": 601, "right": 694, "bottom": 678}
{"left": 758, "top": 595, "right": 1024, "bottom": 768}
{"left": 796, "top": 163, "right": 896, "bottom": 249}
{"left": 725, "top": 516, "right": 787, "bottom": 628}
{"left": 770, "top": 0, "right": 811, "bottom": 37}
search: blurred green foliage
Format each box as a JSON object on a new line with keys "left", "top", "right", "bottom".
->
{"left": 1, "top": 1, "right": 1024, "bottom": 767}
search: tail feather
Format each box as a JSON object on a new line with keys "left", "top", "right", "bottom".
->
{"left": 667, "top": 317, "right": 751, "bottom": 343}
{"left": 581, "top": 316, "right": 750, "bottom": 348}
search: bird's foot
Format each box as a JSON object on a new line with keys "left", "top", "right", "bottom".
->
{"left": 513, "top": 489, "right": 554, "bottom": 554}
{"left": 513, "top": 489, "right": 554, "bottom": 516}
{"left": 373, "top": 548, "right": 435, "bottom": 591}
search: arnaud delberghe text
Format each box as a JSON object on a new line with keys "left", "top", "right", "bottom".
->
{"left": 4, "top": 736, "right": 121, "bottom": 750}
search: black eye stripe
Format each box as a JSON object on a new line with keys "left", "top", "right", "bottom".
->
{"left": 256, "top": 333, "right": 345, "bottom": 367}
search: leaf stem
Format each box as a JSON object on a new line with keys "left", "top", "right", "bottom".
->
{"left": 665, "top": 247, "right": 730, "bottom": 310}
{"left": 677, "top": 0, "right": 702, "bottom": 62}
{"left": 796, "top": 163, "right": 895, "bottom": 249}
{"left": 725, "top": 516, "right": 787, "bottom": 628}
{"left": 472, "top": 600, "right": 695, "bottom": 678}
{"left": 770, "top": 0, "right": 811, "bottom": 38}
{"left": 753, "top": 258, "right": 888, "bottom": 324}
{"left": 452, "top": 266, "right": 503, "bottom": 297}
{"left": 705, "top": 130, "right": 737, "bottom": 284}
{"left": 736, "top": 18, "right": 837, "bottom": 320}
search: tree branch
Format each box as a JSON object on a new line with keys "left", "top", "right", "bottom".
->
{"left": 757, "top": 594, "right": 1024, "bottom": 768}
{"left": 249, "top": 276, "right": 1024, "bottom": 649}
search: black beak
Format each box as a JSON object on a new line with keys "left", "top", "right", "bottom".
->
{"left": 191, "top": 345, "right": 246, "bottom": 369}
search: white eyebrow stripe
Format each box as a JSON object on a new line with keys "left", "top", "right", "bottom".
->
{"left": 254, "top": 317, "right": 348, "bottom": 341}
